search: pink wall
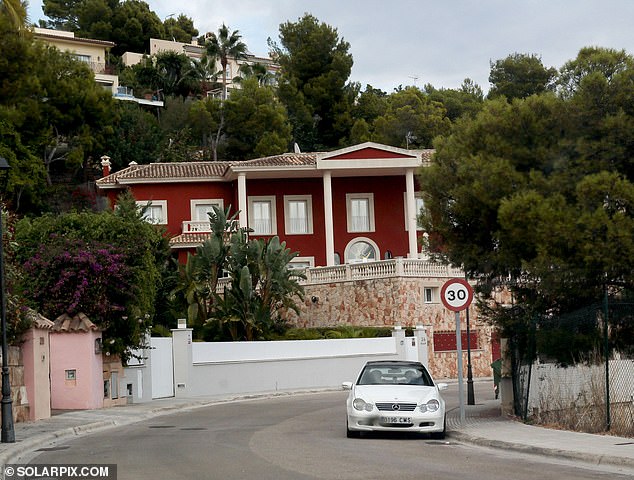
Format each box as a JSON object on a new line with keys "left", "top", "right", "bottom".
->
{"left": 22, "top": 328, "right": 51, "bottom": 420}
{"left": 50, "top": 331, "right": 103, "bottom": 410}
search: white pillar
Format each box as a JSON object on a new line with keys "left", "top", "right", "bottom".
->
{"left": 171, "top": 327, "right": 193, "bottom": 398}
{"left": 405, "top": 169, "right": 418, "bottom": 258}
{"left": 392, "top": 326, "right": 407, "bottom": 360}
{"left": 414, "top": 325, "right": 430, "bottom": 368}
{"left": 238, "top": 173, "right": 247, "bottom": 229}
{"left": 323, "top": 171, "right": 335, "bottom": 266}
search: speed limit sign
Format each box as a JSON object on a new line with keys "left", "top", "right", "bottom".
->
{"left": 440, "top": 278, "right": 473, "bottom": 312}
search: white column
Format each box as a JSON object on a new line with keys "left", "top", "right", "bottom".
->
{"left": 171, "top": 327, "right": 193, "bottom": 398}
{"left": 406, "top": 169, "right": 418, "bottom": 258}
{"left": 238, "top": 173, "right": 247, "bottom": 229}
{"left": 414, "top": 325, "right": 430, "bottom": 368}
{"left": 323, "top": 171, "right": 335, "bottom": 266}
{"left": 392, "top": 326, "right": 407, "bottom": 360}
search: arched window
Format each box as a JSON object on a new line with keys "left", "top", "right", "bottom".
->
{"left": 345, "top": 238, "right": 380, "bottom": 263}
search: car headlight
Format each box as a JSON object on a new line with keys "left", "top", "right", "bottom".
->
{"left": 353, "top": 398, "right": 374, "bottom": 412}
{"left": 419, "top": 399, "right": 440, "bottom": 413}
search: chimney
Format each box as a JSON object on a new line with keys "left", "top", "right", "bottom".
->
{"left": 100, "top": 155, "right": 111, "bottom": 177}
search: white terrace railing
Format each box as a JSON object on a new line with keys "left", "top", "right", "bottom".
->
{"left": 304, "top": 258, "right": 464, "bottom": 284}
{"left": 216, "top": 258, "right": 463, "bottom": 292}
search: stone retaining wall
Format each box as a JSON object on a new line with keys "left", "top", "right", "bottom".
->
{"left": 285, "top": 277, "right": 496, "bottom": 379}
{"left": 8, "top": 346, "right": 28, "bottom": 422}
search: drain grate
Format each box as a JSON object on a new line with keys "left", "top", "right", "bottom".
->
{"left": 180, "top": 427, "right": 207, "bottom": 431}
{"left": 148, "top": 425, "right": 176, "bottom": 429}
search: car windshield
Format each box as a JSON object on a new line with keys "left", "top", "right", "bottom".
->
{"left": 357, "top": 364, "right": 434, "bottom": 386}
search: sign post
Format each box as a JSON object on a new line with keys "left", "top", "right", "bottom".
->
{"left": 440, "top": 278, "right": 474, "bottom": 424}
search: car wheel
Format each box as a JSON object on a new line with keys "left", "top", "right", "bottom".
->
{"left": 430, "top": 415, "right": 446, "bottom": 440}
{"left": 346, "top": 419, "right": 360, "bottom": 438}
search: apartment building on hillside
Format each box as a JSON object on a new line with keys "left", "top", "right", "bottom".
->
{"left": 34, "top": 27, "right": 164, "bottom": 107}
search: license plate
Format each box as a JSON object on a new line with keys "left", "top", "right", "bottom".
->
{"left": 380, "top": 416, "right": 412, "bottom": 425}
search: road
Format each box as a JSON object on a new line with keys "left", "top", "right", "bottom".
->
{"left": 27, "top": 382, "right": 632, "bottom": 480}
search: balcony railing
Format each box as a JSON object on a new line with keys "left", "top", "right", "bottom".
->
{"left": 182, "top": 219, "right": 240, "bottom": 234}
{"left": 87, "top": 62, "right": 115, "bottom": 74}
{"left": 216, "top": 258, "right": 464, "bottom": 292}
{"left": 183, "top": 221, "right": 212, "bottom": 233}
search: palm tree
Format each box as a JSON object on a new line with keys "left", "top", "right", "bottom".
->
{"left": 1, "top": 0, "right": 26, "bottom": 32}
{"left": 204, "top": 24, "right": 248, "bottom": 100}
{"left": 236, "top": 62, "right": 273, "bottom": 87}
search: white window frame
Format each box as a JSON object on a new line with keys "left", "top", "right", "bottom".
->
{"left": 424, "top": 287, "right": 436, "bottom": 304}
{"left": 346, "top": 193, "right": 375, "bottom": 233}
{"left": 72, "top": 53, "right": 91, "bottom": 64}
{"left": 248, "top": 195, "right": 277, "bottom": 235}
{"left": 190, "top": 199, "right": 225, "bottom": 221}
{"left": 136, "top": 200, "right": 167, "bottom": 225}
{"left": 288, "top": 256, "right": 315, "bottom": 270}
{"left": 284, "top": 195, "right": 313, "bottom": 235}
{"left": 404, "top": 192, "right": 425, "bottom": 231}
{"left": 344, "top": 237, "right": 380, "bottom": 263}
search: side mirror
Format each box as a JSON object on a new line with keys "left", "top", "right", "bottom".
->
{"left": 436, "top": 382, "right": 448, "bottom": 391}
{"left": 342, "top": 381, "right": 353, "bottom": 390}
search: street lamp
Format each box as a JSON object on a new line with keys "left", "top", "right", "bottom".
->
{"left": 0, "top": 156, "right": 14, "bottom": 443}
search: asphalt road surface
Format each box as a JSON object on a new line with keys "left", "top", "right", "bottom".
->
{"left": 28, "top": 383, "right": 633, "bottom": 480}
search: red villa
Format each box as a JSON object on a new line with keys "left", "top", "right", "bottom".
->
{"left": 96, "top": 142, "right": 433, "bottom": 265}
{"left": 96, "top": 141, "right": 497, "bottom": 378}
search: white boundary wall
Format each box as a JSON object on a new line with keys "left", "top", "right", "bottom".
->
{"left": 170, "top": 328, "right": 421, "bottom": 398}
{"left": 186, "top": 337, "right": 399, "bottom": 397}
{"left": 192, "top": 337, "right": 396, "bottom": 363}
{"left": 124, "top": 327, "right": 430, "bottom": 401}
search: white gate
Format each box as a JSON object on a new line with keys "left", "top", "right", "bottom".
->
{"left": 151, "top": 337, "right": 174, "bottom": 399}
{"left": 404, "top": 336, "right": 419, "bottom": 362}
{"left": 404, "top": 333, "right": 430, "bottom": 367}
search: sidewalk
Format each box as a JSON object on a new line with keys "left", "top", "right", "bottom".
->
{"left": 446, "top": 399, "right": 634, "bottom": 471}
{"left": 0, "top": 391, "right": 633, "bottom": 473}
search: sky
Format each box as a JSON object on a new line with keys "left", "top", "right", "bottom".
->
{"left": 26, "top": 0, "right": 634, "bottom": 93}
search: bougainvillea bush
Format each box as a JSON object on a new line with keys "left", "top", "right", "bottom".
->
{"left": 15, "top": 192, "right": 171, "bottom": 362}
{"left": 23, "top": 236, "right": 133, "bottom": 323}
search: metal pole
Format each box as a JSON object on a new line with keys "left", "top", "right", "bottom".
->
{"left": 455, "top": 311, "right": 465, "bottom": 423}
{"left": 465, "top": 303, "right": 475, "bottom": 405}
{"left": 603, "top": 286, "right": 610, "bottom": 432}
{"left": 0, "top": 204, "right": 15, "bottom": 443}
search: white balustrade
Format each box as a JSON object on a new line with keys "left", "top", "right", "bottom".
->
{"left": 302, "top": 258, "right": 463, "bottom": 286}
{"left": 182, "top": 221, "right": 212, "bottom": 233}
{"left": 216, "top": 257, "right": 463, "bottom": 293}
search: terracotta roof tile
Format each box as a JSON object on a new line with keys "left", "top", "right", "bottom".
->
{"left": 420, "top": 149, "right": 435, "bottom": 162}
{"left": 236, "top": 153, "right": 317, "bottom": 168}
{"left": 97, "top": 149, "right": 434, "bottom": 186}
{"left": 96, "top": 162, "right": 230, "bottom": 186}
{"left": 169, "top": 232, "right": 212, "bottom": 248}
{"left": 24, "top": 309, "right": 54, "bottom": 330}
{"left": 34, "top": 31, "right": 116, "bottom": 47}
{"left": 52, "top": 312, "right": 100, "bottom": 332}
